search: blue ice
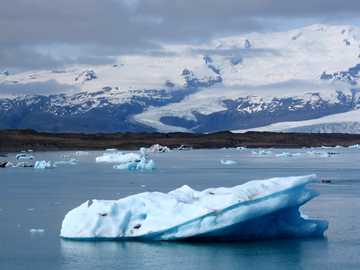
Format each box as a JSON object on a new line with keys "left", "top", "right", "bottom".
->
{"left": 60, "top": 174, "right": 328, "bottom": 241}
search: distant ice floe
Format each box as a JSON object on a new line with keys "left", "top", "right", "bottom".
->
{"left": 221, "top": 159, "right": 238, "bottom": 165}
{"left": 29, "top": 229, "right": 44, "bottom": 233}
{"left": 140, "top": 147, "right": 148, "bottom": 156}
{"left": 276, "top": 152, "right": 307, "bottom": 158}
{"left": 349, "top": 144, "right": 360, "bottom": 148}
{"left": 236, "top": 146, "right": 247, "bottom": 150}
{"left": 95, "top": 152, "right": 141, "bottom": 163}
{"left": 54, "top": 158, "right": 79, "bottom": 165}
{"left": 113, "top": 157, "right": 155, "bottom": 170}
{"left": 75, "top": 151, "right": 91, "bottom": 155}
{"left": 16, "top": 154, "right": 34, "bottom": 160}
{"left": 177, "top": 145, "right": 193, "bottom": 150}
{"left": 34, "top": 160, "right": 52, "bottom": 169}
{"left": 61, "top": 155, "right": 70, "bottom": 159}
{"left": 147, "top": 144, "right": 171, "bottom": 153}
{"left": 106, "top": 148, "right": 118, "bottom": 151}
{"left": 60, "top": 174, "right": 328, "bottom": 241}
{"left": 252, "top": 150, "right": 273, "bottom": 155}
{"left": 3, "top": 161, "right": 34, "bottom": 168}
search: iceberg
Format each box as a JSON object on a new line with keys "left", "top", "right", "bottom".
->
{"left": 75, "top": 151, "right": 91, "bottom": 155}
{"left": 252, "top": 150, "right": 273, "bottom": 155}
{"left": 60, "top": 174, "right": 328, "bottom": 241}
{"left": 34, "top": 160, "right": 52, "bottom": 169}
{"left": 276, "top": 152, "right": 307, "bottom": 158}
{"left": 113, "top": 157, "right": 155, "bottom": 170}
{"left": 147, "top": 144, "right": 171, "bottom": 153}
{"left": 95, "top": 152, "right": 141, "bottom": 163}
{"left": 349, "top": 144, "right": 360, "bottom": 148}
{"left": 140, "top": 147, "right": 148, "bottom": 156}
{"left": 54, "top": 158, "right": 79, "bottom": 165}
{"left": 221, "top": 159, "right": 238, "bottom": 165}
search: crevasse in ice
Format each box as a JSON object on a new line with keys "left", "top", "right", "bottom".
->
{"left": 60, "top": 174, "right": 328, "bottom": 241}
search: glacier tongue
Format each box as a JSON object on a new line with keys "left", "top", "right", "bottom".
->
{"left": 60, "top": 174, "right": 328, "bottom": 241}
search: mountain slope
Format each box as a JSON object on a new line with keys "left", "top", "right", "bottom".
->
{"left": 1, "top": 24, "right": 360, "bottom": 133}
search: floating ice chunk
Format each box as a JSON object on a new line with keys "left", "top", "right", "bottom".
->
{"left": 252, "top": 150, "right": 273, "bottom": 155}
{"left": 29, "top": 229, "right": 44, "bottom": 233}
{"left": 236, "top": 146, "right": 247, "bottom": 150}
{"left": 113, "top": 157, "right": 155, "bottom": 170}
{"left": 349, "top": 144, "right": 360, "bottom": 148}
{"left": 75, "top": 151, "right": 91, "bottom": 155}
{"left": 34, "top": 160, "right": 52, "bottom": 169}
{"left": 306, "top": 150, "right": 327, "bottom": 155}
{"left": 221, "top": 159, "right": 238, "bottom": 165}
{"left": 177, "top": 145, "right": 193, "bottom": 150}
{"left": 276, "top": 152, "right": 306, "bottom": 158}
{"left": 140, "top": 148, "right": 148, "bottom": 156}
{"left": 28, "top": 149, "right": 33, "bottom": 152}
{"left": 147, "top": 144, "right": 171, "bottom": 153}
{"left": 61, "top": 155, "right": 70, "bottom": 158}
{"left": 16, "top": 154, "right": 34, "bottom": 160}
{"left": 60, "top": 174, "right": 328, "bottom": 241}
{"left": 55, "top": 158, "right": 79, "bottom": 165}
{"left": 106, "top": 148, "right": 118, "bottom": 151}
{"left": 334, "top": 145, "right": 343, "bottom": 149}
{"left": 96, "top": 152, "right": 141, "bottom": 163}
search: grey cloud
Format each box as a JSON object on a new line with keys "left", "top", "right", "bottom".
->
{"left": 0, "top": 80, "right": 78, "bottom": 96}
{"left": 1, "top": 0, "right": 360, "bottom": 72}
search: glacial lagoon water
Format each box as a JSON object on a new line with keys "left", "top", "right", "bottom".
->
{"left": 1, "top": 148, "right": 360, "bottom": 269}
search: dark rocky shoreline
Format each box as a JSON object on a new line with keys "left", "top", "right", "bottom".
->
{"left": 1, "top": 129, "right": 360, "bottom": 152}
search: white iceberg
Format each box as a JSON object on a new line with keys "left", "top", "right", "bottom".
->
{"left": 106, "top": 148, "right": 118, "bottom": 151}
{"left": 349, "top": 144, "right": 360, "bottom": 148}
{"left": 147, "top": 144, "right": 171, "bottom": 153}
{"left": 236, "top": 146, "right": 247, "bottom": 150}
{"left": 75, "top": 151, "right": 91, "bottom": 155}
{"left": 140, "top": 147, "right": 148, "bottom": 156}
{"left": 61, "top": 155, "right": 70, "bottom": 158}
{"left": 221, "top": 159, "right": 238, "bottom": 165}
{"left": 54, "top": 158, "right": 79, "bottom": 165}
{"left": 252, "top": 150, "right": 273, "bottom": 155}
{"left": 60, "top": 174, "right": 328, "bottom": 241}
{"left": 276, "top": 152, "right": 307, "bottom": 158}
{"left": 95, "top": 152, "right": 141, "bottom": 163}
{"left": 34, "top": 160, "right": 52, "bottom": 169}
{"left": 113, "top": 157, "right": 155, "bottom": 170}
{"left": 16, "top": 154, "right": 34, "bottom": 160}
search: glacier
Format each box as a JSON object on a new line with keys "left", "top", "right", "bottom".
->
{"left": 60, "top": 174, "right": 328, "bottom": 241}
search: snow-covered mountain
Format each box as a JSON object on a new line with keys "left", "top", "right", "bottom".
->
{"left": 1, "top": 24, "right": 360, "bottom": 133}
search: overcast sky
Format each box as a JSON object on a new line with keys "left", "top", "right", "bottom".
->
{"left": 2, "top": 0, "right": 360, "bottom": 74}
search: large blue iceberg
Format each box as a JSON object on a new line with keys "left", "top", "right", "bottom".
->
{"left": 60, "top": 174, "right": 328, "bottom": 241}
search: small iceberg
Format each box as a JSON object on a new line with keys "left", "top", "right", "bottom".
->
{"left": 147, "top": 144, "right": 171, "bottom": 153}
{"left": 252, "top": 150, "right": 273, "bottom": 155}
{"left": 75, "top": 151, "right": 91, "bottom": 155}
{"left": 95, "top": 152, "right": 141, "bottom": 163}
{"left": 106, "top": 148, "right": 118, "bottom": 151}
{"left": 236, "top": 146, "right": 247, "bottom": 150}
{"left": 221, "top": 159, "right": 238, "bottom": 165}
{"left": 349, "top": 144, "right": 360, "bottom": 148}
{"left": 113, "top": 157, "right": 155, "bottom": 170}
{"left": 54, "top": 158, "right": 79, "bottom": 165}
{"left": 276, "top": 152, "right": 307, "bottom": 158}
{"left": 16, "top": 154, "right": 34, "bottom": 160}
{"left": 60, "top": 174, "right": 328, "bottom": 241}
{"left": 61, "top": 155, "right": 70, "bottom": 159}
{"left": 34, "top": 160, "right": 52, "bottom": 169}
{"left": 177, "top": 145, "right": 193, "bottom": 150}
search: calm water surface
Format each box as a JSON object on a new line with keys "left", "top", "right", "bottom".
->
{"left": 1, "top": 148, "right": 360, "bottom": 270}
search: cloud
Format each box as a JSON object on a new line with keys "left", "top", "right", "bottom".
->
{"left": 0, "top": 80, "right": 78, "bottom": 97}
{"left": 1, "top": 0, "right": 360, "bottom": 72}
